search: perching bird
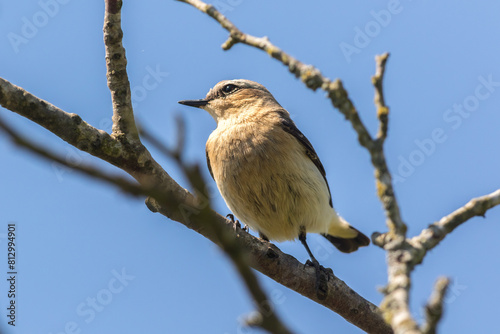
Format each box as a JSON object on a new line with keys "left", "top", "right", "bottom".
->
{"left": 178, "top": 79, "right": 369, "bottom": 268}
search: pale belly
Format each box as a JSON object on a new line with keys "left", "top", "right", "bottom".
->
{"left": 208, "top": 129, "right": 334, "bottom": 241}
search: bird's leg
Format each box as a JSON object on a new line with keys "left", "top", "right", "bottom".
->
{"left": 299, "top": 231, "right": 318, "bottom": 264}
{"left": 299, "top": 228, "right": 330, "bottom": 300}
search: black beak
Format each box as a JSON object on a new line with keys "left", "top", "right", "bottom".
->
{"left": 178, "top": 99, "right": 209, "bottom": 108}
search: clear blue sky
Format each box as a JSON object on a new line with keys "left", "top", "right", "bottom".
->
{"left": 1, "top": 1, "right": 500, "bottom": 333}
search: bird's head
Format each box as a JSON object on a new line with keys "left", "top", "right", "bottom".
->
{"left": 178, "top": 79, "right": 282, "bottom": 123}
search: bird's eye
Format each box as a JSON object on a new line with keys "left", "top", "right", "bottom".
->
{"left": 222, "top": 84, "right": 238, "bottom": 94}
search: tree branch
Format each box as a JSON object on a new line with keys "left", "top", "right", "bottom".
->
{"left": 104, "top": 0, "right": 139, "bottom": 142}
{"left": 372, "top": 53, "right": 390, "bottom": 142}
{"left": 0, "top": 115, "right": 159, "bottom": 201}
{"left": 0, "top": 77, "right": 123, "bottom": 163}
{"left": 420, "top": 277, "right": 450, "bottom": 334}
{"left": 367, "top": 53, "right": 406, "bottom": 240}
{"left": 375, "top": 188, "right": 500, "bottom": 334}
{"left": 411, "top": 189, "right": 500, "bottom": 256}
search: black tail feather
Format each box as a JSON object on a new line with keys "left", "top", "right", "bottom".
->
{"left": 321, "top": 227, "right": 370, "bottom": 253}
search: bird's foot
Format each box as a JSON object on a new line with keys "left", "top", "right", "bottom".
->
{"left": 305, "top": 259, "right": 333, "bottom": 300}
{"left": 226, "top": 214, "right": 241, "bottom": 231}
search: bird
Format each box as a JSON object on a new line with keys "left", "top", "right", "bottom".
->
{"left": 178, "top": 79, "right": 369, "bottom": 273}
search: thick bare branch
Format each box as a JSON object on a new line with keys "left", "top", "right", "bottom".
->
{"left": 379, "top": 243, "right": 419, "bottom": 334}
{"left": 104, "top": 0, "right": 139, "bottom": 142}
{"left": 421, "top": 277, "right": 450, "bottom": 334}
{"left": 0, "top": 78, "right": 123, "bottom": 163}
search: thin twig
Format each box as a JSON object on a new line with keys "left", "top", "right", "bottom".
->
{"left": 104, "top": 0, "right": 139, "bottom": 142}
{"left": 368, "top": 53, "right": 406, "bottom": 239}
{"left": 411, "top": 189, "right": 500, "bottom": 256}
{"left": 372, "top": 53, "right": 390, "bottom": 142}
{"left": 421, "top": 277, "right": 450, "bottom": 334}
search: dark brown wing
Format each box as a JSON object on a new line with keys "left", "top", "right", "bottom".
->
{"left": 277, "top": 111, "right": 333, "bottom": 208}
{"left": 206, "top": 149, "right": 214, "bottom": 180}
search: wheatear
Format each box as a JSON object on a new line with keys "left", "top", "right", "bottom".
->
{"left": 179, "top": 79, "right": 369, "bottom": 269}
